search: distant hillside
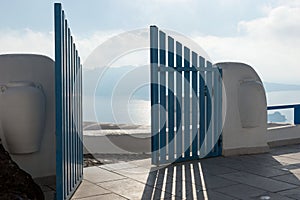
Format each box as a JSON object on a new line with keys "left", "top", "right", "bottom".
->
{"left": 83, "top": 65, "right": 150, "bottom": 100}
{"left": 263, "top": 82, "right": 300, "bottom": 92}
{"left": 83, "top": 66, "right": 300, "bottom": 100}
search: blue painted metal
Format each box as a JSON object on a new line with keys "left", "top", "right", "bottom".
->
{"left": 267, "top": 104, "right": 300, "bottom": 110}
{"left": 294, "top": 106, "right": 300, "bottom": 124}
{"left": 176, "top": 41, "right": 183, "bottom": 159}
{"left": 191, "top": 51, "right": 198, "bottom": 157}
{"left": 159, "top": 31, "right": 167, "bottom": 163}
{"left": 199, "top": 56, "right": 205, "bottom": 157}
{"left": 150, "top": 26, "right": 223, "bottom": 165}
{"left": 184, "top": 47, "right": 190, "bottom": 158}
{"left": 150, "top": 26, "right": 159, "bottom": 165}
{"left": 206, "top": 61, "right": 212, "bottom": 156}
{"left": 55, "top": 3, "right": 83, "bottom": 200}
{"left": 267, "top": 104, "right": 300, "bottom": 125}
{"left": 217, "top": 68, "right": 223, "bottom": 156}
{"left": 168, "top": 36, "right": 175, "bottom": 162}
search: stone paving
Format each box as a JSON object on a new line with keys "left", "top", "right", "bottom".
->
{"left": 39, "top": 144, "right": 300, "bottom": 199}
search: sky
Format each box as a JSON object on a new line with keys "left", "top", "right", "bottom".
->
{"left": 0, "top": 0, "right": 299, "bottom": 84}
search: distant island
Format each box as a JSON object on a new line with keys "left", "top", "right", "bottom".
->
{"left": 268, "top": 111, "right": 287, "bottom": 123}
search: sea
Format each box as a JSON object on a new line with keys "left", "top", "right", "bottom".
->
{"left": 266, "top": 90, "right": 300, "bottom": 123}
{"left": 83, "top": 90, "right": 300, "bottom": 125}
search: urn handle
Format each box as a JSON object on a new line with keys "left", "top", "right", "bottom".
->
{"left": 0, "top": 85, "right": 7, "bottom": 93}
{"left": 35, "top": 83, "right": 43, "bottom": 90}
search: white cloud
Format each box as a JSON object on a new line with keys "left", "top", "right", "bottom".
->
{"left": 0, "top": 29, "right": 53, "bottom": 58}
{"left": 0, "top": 29, "right": 121, "bottom": 64}
{"left": 238, "top": 5, "right": 300, "bottom": 39}
{"left": 74, "top": 30, "right": 123, "bottom": 63}
{"left": 83, "top": 28, "right": 150, "bottom": 69}
{"left": 193, "top": 3, "right": 300, "bottom": 84}
{"left": 1, "top": 2, "right": 299, "bottom": 84}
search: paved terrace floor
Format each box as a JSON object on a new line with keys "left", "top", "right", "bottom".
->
{"left": 40, "top": 144, "right": 300, "bottom": 200}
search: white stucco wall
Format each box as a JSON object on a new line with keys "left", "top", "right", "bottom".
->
{"left": 268, "top": 124, "right": 300, "bottom": 146}
{"left": 215, "top": 62, "right": 269, "bottom": 156}
{"left": 83, "top": 133, "right": 151, "bottom": 154}
{"left": 0, "top": 54, "right": 55, "bottom": 178}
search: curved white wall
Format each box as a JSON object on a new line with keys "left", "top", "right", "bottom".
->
{"left": 215, "top": 62, "right": 269, "bottom": 156}
{"left": 0, "top": 54, "right": 55, "bottom": 178}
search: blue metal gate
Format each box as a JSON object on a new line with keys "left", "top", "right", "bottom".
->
{"left": 150, "top": 26, "right": 222, "bottom": 165}
{"left": 55, "top": 3, "right": 83, "bottom": 199}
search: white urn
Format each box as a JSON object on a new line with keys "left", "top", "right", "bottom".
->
{"left": 0, "top": 81, "right": 46, "bottom": 154}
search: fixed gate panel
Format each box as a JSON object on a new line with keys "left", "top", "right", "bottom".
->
{"left": 55, "top": 3, "right": 83, "bottom": 199}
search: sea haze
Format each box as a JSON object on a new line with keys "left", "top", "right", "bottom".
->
{"left": 83, "top": 66, "right": 300, "bottom": 124}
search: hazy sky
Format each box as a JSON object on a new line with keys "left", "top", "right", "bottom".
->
{"left": 0, "top": 0, "right": 299, "bottom": 83}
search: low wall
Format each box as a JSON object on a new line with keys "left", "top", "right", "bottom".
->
{"left": 267, "top": 123, "right": 300, "bottom": 147}
{"left": 216, "top": 62, "right": 269, "bottom": 156}
{"left": 83, "top": 133, "right": 151, "bottom": 154}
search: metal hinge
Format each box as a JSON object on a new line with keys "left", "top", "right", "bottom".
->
{"left": 218, "top": 135, "right": 222, "bottom": 147}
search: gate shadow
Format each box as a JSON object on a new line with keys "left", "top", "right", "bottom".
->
{"left": 141, "top": 146, "right": 300, "bottom": 199}
{"left": 141, "top": 160, "right": 215, "bottom": 200}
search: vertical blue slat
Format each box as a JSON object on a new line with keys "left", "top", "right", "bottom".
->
{"left": 218, "top": 68, "right": 223, "bottom": 155}
{"left": 79, "top": 61, "right": 81, "bottom": 176}
{"left": 77, "top": 56, "right": 80, "bottom": 176}
{"left": 79, "top": 59, "right": 82, "bottom": 177}
{"left": 62, "top": 14, "right": 67, "bottom": 198}
{"left": 72, "top": 40, "right": 76, "bottom": 189}
{"left": 183, "top": 47, "right": 190, "bottom": 158}
{"left": 70, "top": 36, "right": 74, "bottom": 190}
{"left": 64, "top": 21, "right": 69, "bottom": 198}
{"left": 73, "top": 43, "right": 76, "bottom": 187}
{"left": 79, "top": 62, "right": 82, "bottom": 179}
{"left": 64, "top": 11, "right": 69, "bottom": 200}
{"left": 79, "top": 58, "right": 82, "bottom": 180}
{"left": 78, "top": 58, "right": 82, "bottom": 176}
{"left": 176, "top": 41, "right": 182, "bottom": 159}
{"left": 75, "top": 50, "right": 78, "bottom": 183}
{"left": 159, "top": 31, "right": 166, "bottom": 163}
{"left": 80, "top": 61, "right": 83, "bottom": 175}
{"left": 76, "top": 54, "right": 80, "bottom": 183}
{"left": 76, "top": 45, "right": 79, "bottom": 183}
{"left": 64, "top": 24, "right": 67, "bottom": 195}
{"left": 55, "top": 3, "right": 63, "bottom": 199}
{"left": 206, "top": 61, "right": 213, "bottom": 157}
{"left": 67, "top": 27, "right": 71, "bottom": 195}
{"left": 74, "top": 47, "right": 77, "bottom": 184}
{"left": 199, "top": 56, "right": 205, "bottom": 157}
{"left": 150, "top": 26, "right": 159, "bottom": 165}
{"left": 79, "top": 60, "right": 83, "bottom": 176}
{"left": 191, "top": 52, "right": 198, "bottom": 157}
{"left": 213, "top": 69, "right": 218, "bottom": 154}
{"left": 63, "top": 21, "right": 67, "bottom": 196}
{"left": 167, "top": 36, "right": 175, "bottom": 162}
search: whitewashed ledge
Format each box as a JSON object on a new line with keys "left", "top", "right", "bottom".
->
{"left": 83, "top": 122, "right": 300, "bottom": 155}
{"left": 267, "top": 123, "right": 300, "bottom": 147}
{"left": 83, "top": 122, "right": 151, "bottom": 154}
